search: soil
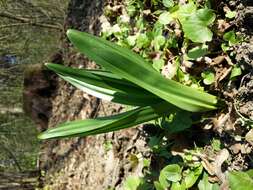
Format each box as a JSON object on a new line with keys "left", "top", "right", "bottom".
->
{"left": 34, "top": 1, "right": 151, "bottom": 189}
{"left": 23, "top": 0, "right": 253, "bottom": 189}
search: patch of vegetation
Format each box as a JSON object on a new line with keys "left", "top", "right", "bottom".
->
{"left": 39, "top": 0, "right": 252, "bottom": 189}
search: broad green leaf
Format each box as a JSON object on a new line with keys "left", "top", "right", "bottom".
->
{"left": 153, "top": 59, "right": 165, "bottom": 71}
{"left": 38, "top": 102, "right": 174, "bottom": 139}
{"left": 230, "top": 65, "right": 242, "bottom": 79}
{"left": 154, "top": 181, "right": 165, "bottom": 190}
{"left": 201, "top": 71, "right": 215, "bottom": 85}
{"left": 175, "top": 2, "right": 196, "bottom": 19}
{"left": 187, "top": 45, "right": 208, "bottom": 60}
{"left": 124, "top": 176, "right": 143, "bottom": 190}
{"left": 228, "top": 171, "right": 253, "bottom": 190}
{"left": 158, "top": 12, "right": 173, "bottom": 25}
{"left": 184, "top": 165, "right": 203, "bottom": 188}
{"left": 159, "top": 164, "right": 182, "bottom": 189}
{"left": 163, "top": 0, "right": 174, "bottom": 8}
{"left": 182, "top": 22, "right": 213, "bottom": 43}
{"left": 221, "top": 43, "right": 230, "bottom": 52}
{"left": 176, "top": 4, "right": 216, "bottom": 43}
{"left": 223, "top": 31, "right": 242, "bottom": 46}
{"left": 194, "top": 9, "right": 216, "bottom": 26}
{"left": 66, "top": 29, "right": 219, "bottom": 112}
{"left": 171, "top": 182, "right": 186, "bottom": 190}
{"left": 225, "top": 11, "right": 236, "bottom": 19}
{"left": 198, "top": 173, "right": 219, "bottom": 190}
{"left": 45, "top": 63, "right": 161, "bottom": 106}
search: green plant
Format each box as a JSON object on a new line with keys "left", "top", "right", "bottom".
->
{"left": 38, "top": 29, "right": 219, "bottom": 140}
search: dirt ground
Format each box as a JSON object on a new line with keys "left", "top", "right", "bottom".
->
{"left": 35, "top": 1, "right": 152, "bottom": 189}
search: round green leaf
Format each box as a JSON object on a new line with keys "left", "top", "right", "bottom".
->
{"left": 158, "top": 12, "right": 173, "bottom": 25}
{"left": 163, "top": 0, "right": 174, "bottom": 8}
{"left": 201, "top": 71, "right": 215, "bottom": 85}
{"left": 153, "top": 59, "right": 165, "bottom": 71}
{"left": 230, "top": 65, "right": 242, "bottom": 79}
{"left": 159, "top": 164, "right": 182, "bottom": 188}
{"left": 228, "top": 171, "right": 253, "bottom": 190}
{"left": 179, "top": 8, "right": 216, "bottom": 43}
{"left": 225, "top": 11, "right": 236, "bottom": 19}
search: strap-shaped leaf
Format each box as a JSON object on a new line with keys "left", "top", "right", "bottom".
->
{"left": 46, "top": 63, "right": 162, "bottom": 106}
{"left": 66, "top": 29, "right": 218, "bottom": 112}
{"left": 38, "top": 102, "right": 175, "bottom": 139}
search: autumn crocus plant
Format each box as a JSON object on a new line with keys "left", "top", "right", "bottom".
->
{"left": 38, "top": 29, "right": 219, "bottom": 140}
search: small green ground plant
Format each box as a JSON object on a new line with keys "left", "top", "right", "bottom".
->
{"left": 38, "top": 29, "right": 218, "bottom": 139}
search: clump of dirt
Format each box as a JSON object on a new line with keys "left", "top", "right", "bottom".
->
{"left": 236, "top": 73, "right": 253, "bottom": 121}
{"left": 235, "top": 2, "right": 253, "bottom": 69}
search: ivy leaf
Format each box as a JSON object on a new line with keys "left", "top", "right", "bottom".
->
{"left": 154, "top": 181, "right": 165, "bottom": 190}
{"left": 171, "top": 182, "right": 186, "bottom": 190}
{"left": 187, "top": 45, "right": 208, "bottom": 60}
{"left": 158, "top": 11, "right": 173, "bottom": 25}
{"left": 153, "top": 59, "right": 165, "bottom": 71}
{"left": 123, "top": 176, "right": 143, "bottom": 190}
{"left": 182, "top": 22, "right": 213, "bottom": 43}
{"left": 175, "top": 3, "right": 216, "bottom": 43}
{"left": 194, "top": 8, "right": 216, "bottom": 25}
{"left": 228, "top": 171, "right": 253, "bottom": 190}
{"left": 159, "top": 164, "right": 182, "bottom": 188}
{"left": 176, "top": 2, "right": 196, "bottom": 18}
{"left": 163, "top": 0, "right": 174, "bottom": 8}
{"left": 223, "top": 31, "right": 241, "bottom": 46}
{"left": 230, "top": 64, "right": 242, "bottom": 79}
{"left": 201, "top": 71, "right": 215, "bottom": 85}
{"left": 221, "top": 43, "right": 230, "bottom": 52}
{"left": 184, "top": 165, "right": 203, "bottom": 188}
{"left": 180, "top": 9, "right": 215, "bottom": 43}
{"left": 225, "top": 11, "right": 236, "bottom": 19}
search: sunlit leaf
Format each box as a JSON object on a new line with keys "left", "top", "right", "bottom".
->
{"left": 201, "top": 71, "right": 215, "bottom": 85}
{"left": 198, "top": 172, "right": 219, "bottom": 190}
{"left": 228, "top": 171, "right": 253, "bottom": 190}
{"left": 163, "top": 0, "right": 174, "bottom": 8}
{"left": 45, "top": 63, "right": 161, "bottom": 106}
{"left": 158, "top": 12, "right": 173, "bottom": 25}
{"left": 225, "top": 11, "right": 236, "bottom": 19}
{"left": 230, "top": 65, "right": 242, "bottom": 79}
{"left": 66, "top": 29, "right": 218, "bottom": 112}
{"left": 38, "top": 102, "right": 174, "bottom": 139}
{"left": 159, "top": 164, "right": 182, "bottom": 188}
{"left": 124, "top": 176, "right": 143, "bottom": 190}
